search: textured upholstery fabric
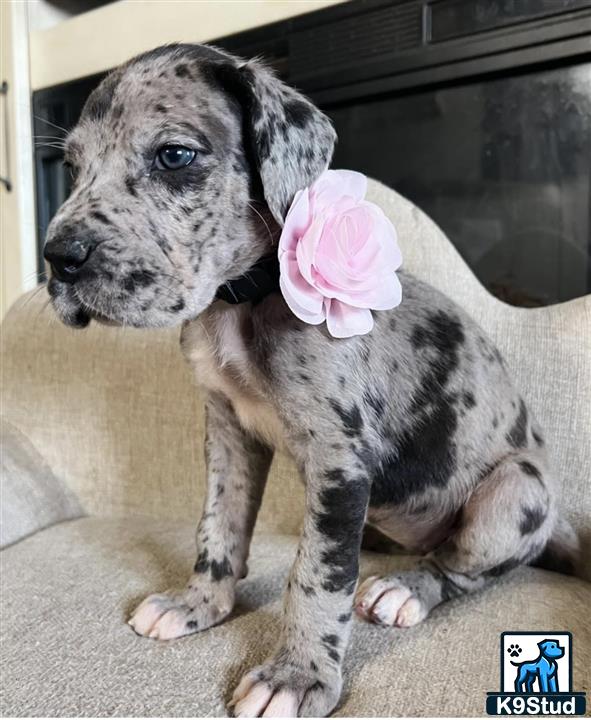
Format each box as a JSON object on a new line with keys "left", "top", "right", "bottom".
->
{"left": 2, "top": 518, "right": 590, "bottom": 718}
{"left": 0, "top": 418, "right": 83, "bottom": 548}
{"left": 1, "top": 181, "right": 590, "bottom": 716}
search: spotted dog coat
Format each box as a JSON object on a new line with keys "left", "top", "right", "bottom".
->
{"left": 44, "top": 44, "right": 580, "bottom": 718}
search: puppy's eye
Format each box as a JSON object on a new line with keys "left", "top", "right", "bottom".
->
{"left": 156, "top": 145, "right": 196, "bottom": 170}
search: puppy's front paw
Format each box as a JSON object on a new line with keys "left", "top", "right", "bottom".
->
{"left": 128, "top": 580, "right": 234, "bottom": 640}
{"left": 354, "top": 575, "right": 428, "bottom": 628}
{"left": 231, "top": 654, "right": 342, "bottom": 718}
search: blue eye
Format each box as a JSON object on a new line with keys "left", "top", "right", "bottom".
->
{"left": 156, "top": 145, "right": 196, "bottom": 170}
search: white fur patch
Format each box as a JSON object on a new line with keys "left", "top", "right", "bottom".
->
{"left": 181, "top": 304, "right": 286, "bottom": 450}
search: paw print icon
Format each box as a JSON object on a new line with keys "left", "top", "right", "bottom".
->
{"left": 507, "top": 644, "right": 522, "bottom": 658}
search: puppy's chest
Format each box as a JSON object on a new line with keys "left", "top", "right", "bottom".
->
{"left": 181, "top": 309, "right": 286, "bottom": 450}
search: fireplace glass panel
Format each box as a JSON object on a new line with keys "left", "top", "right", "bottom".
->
{"left": 328, "top": 62, "right": 591, "bottom": 306}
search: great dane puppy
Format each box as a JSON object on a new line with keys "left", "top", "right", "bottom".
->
{"left": 44, "top": 43, "right": 579, "bottom": 717}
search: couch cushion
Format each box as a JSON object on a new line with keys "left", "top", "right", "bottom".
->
{"left": 1, "top": 517, "right": 589, "bottom": 717}
{"left": 0, "top": 419, "right": 83, "bottom": 549}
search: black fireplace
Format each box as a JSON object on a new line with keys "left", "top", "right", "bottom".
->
{"left": 33, "top": 0, "right": 591, "bottom": 306}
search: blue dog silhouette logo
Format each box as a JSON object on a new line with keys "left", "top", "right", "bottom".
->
{"left": 511, "top": 639, "right": 564, "bottom": 693}
{"left": 486, "top": 631, "right": 586, "bottom": 715}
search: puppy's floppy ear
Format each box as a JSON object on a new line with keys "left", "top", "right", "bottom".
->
{"left": 214, "top": 58, "right": 337, "bottom": 225}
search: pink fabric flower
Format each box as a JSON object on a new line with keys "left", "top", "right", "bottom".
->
{"left": 278, "top": 169, "right": 402, "bottom": 338}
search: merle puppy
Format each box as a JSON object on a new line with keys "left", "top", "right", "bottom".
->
{"left": 44, "top": 43, "right": 579, "bottom": 717}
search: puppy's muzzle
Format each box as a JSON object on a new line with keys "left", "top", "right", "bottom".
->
{"left": 44, "top": 227, "right": 96, "bottom": 283}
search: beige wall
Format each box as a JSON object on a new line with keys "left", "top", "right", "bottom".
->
{"left": 30, "top": 0, "right": 346, "bottom": 90}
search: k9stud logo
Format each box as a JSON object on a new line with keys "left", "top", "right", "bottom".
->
{"left": 486, "top": 632, "right": 586, "bottom": 715}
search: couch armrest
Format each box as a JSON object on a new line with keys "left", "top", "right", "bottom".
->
{"left": 1, "top": 419, "right": 83, "bottom": 548}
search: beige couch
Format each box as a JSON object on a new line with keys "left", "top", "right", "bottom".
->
{"left": 1, "top": 181, "right": 590, "bottom": 717}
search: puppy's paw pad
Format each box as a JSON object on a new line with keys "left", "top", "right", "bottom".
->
{"left": 354, "top": 576, "right": 428, "bottom": 628}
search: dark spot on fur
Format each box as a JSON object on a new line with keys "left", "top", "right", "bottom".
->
{"left": 428, "top": 564, "right": 464, "bottom": 601}
{"left": 338, "top": 612, "right": 351, "bottom": 623}
{"left": 174, "top": 63, "right": 192, "bottom": 79}
{"left": 370, "top": 313, "right": 465, "bottom": 506}
{"left": 520, "top": 506, "right": 546, "bottom": 535}
{"left": 310, "top": 660, "right": 318, "bottom": 672}
{"left": 315, "top": 473, "right": 369, "bottom": 593}
{"left": 123, "top": 269, "right": 155, "bottom": 293}
{"left": 309, "top": 680, "right": 325, "bottom": 693}
{"left": 506, "top": 398, "right": 528, "bottom": 448}
{"left": 169, "top": 298, "right": 185, "bottom": 313}
{"left": 532, "top": 429, "right": 545, "bottom": 447}
{"left": 370, "top": 397, "right": 459, "bottom": 507}
{"left": 518, "top": 460, "right": 542, "bottom": 481}
{"left": 155, "top": 103, "right": 168, "bottom": 114}
{"left": 283, "top": 99, "right": 313, "bottom": 128}
{"left": 91, "top": 210, "right": 112, "bottom": 226}
{"left": 363, "top": 389, "right": 385, "bottom": 416}
{"left": 125, "top": 176, "right": 137, "bottom": 197}
{"left": 462, "top": 391, "right": 476, "bottom": 409}
{"left": 210, "top": 556, "right": 232, "bottom": 582}
{"left": 329, "top": 399, "right": 363, "bottom": 438}
{"left": 194, "top": 548, "right": 209, "bottom": 573}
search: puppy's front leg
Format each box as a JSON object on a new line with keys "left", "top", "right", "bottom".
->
{"left": 232, "top": 461, "right": 369, "bottom": 718}
{"left": 129, "top": 391, "right": 272, "bottom": 640}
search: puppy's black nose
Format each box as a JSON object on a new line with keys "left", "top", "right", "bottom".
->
{"left": 44, "top": 233, "right": 94, "bottom": 283}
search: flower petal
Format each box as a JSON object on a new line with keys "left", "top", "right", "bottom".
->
{"left": 279, "top": 252, "right": 324, "bottom": 314}
{"left": 295, "top": 215, "right": 325, "bottom": 285}
{"left": 279, "top": 188, "right": 311, "bottom": 253}
{"left": 311, "top": 169, "right": 367, "bottom": 209}
{"left": 325, "top": 299, "right": 374, "bottom": 338}
{"left": 280, "top": 275, "right": 326, "bottom": 325}
{"left": 358, "top": 272, "right": 403, "bottom": 311}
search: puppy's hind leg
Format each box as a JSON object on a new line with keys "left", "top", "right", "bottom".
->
{"left": 356, "top": 453, "right": 555, "bottom": 627}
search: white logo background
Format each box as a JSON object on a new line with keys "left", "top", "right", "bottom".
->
{"left": 502, "top": 632, "right": 571, "bottom": 693}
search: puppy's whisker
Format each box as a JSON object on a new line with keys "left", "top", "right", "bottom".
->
{"left": 20, "top": 284, "right": 47, "bottom": 311}
{"left": 247, "top": 202, "right": 275, "bottom": 244}
{"left": 33, "top": 115, "right": 69, "bottom": 135}
{"left": 224, "top": 281, "right": 239, "bottom": 304}
{"left": 23, "top": 268, "right": 48, "bottom": 285}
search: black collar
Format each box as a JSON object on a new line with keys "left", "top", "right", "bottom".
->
{"left": 215, "top": 253, "right": 280, "bottom": 305}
